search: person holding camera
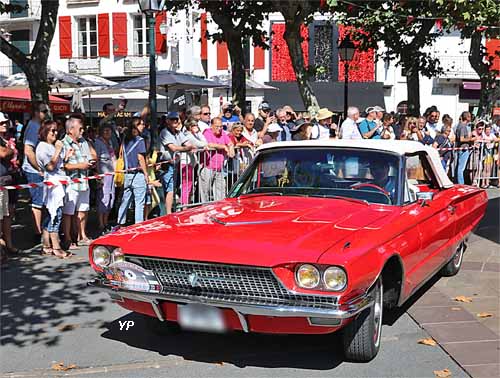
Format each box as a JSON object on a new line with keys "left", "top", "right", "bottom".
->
{"left": 62, "top": 116, "right": 95, "bottom": 249}
{"left": 220, "top": 103, "right": 241, "bottom": 131}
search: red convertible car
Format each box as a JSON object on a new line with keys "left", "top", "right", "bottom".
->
{"left": 88, "top": 140, "right": 487, "bottom": 361}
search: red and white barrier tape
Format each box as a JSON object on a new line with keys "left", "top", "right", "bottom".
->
{"left": 0, "top": 162, "right": 166, "bottom": 191}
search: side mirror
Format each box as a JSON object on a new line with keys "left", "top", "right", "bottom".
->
{"left": 417, "top": 191, "right": 434, "bottom": 207}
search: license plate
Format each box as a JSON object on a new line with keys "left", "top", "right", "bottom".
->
{"left": 178, "top": 304, "right": 226, "bottom": 333}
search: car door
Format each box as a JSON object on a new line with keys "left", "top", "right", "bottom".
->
{"left": 402, "top": 153, "right": 456, "bottom": 293}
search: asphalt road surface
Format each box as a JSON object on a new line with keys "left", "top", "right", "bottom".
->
{"left": 2, "top": 191, "right": 497, "bottom": 378}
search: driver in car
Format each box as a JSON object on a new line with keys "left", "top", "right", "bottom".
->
{"left": 370, "top": 159, "right": 396, "bottom": 200}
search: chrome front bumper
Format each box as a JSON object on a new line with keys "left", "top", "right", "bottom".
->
{"left": 88, "top": 278, "right": 374, "bottom": 325}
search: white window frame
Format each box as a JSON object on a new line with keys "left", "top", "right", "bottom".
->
{"left": 77, "top": 16, "right": 97, "bottom": 58}
{"left": 132, "top": 14, "right": 151, "bottom": 56}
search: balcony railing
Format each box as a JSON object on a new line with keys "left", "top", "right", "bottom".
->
{"left": 68, "top": 58, "right": 101, "bottom": 75}
{"left": 438, "top": 55, "right": 478, "bottom": 80}
{"left": 123, "top": 56, "right": 150, "bottom": 75}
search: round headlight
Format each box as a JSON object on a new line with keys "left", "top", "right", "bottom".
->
{"left": 112, "top": 247, "right": 125, "bottom": 263}
{"left": 93, "top": 246, "right": 111, "bottom": 267}
{"left": 296, "top": 264, "right": 320, "bottom": 289}
{"left": 323, "top": 266, "right": 347, "bottom": 291}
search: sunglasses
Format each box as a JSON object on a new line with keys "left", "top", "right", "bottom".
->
{"left": 50, "top": 129, "right": 58, "bottom": 133}
{"left": 202, "top": 112, "right": 211, "bottom": 115}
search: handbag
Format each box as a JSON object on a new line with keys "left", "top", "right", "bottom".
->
{"left": 114, "top": 144, "right": 125, "bottom": 187}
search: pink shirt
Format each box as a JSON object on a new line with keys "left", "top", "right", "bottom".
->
{"left": 203, "top": 128, "right": 231, "bottom": 171}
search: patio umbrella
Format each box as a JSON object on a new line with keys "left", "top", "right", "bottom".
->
{"left": 0, "top": 68, "right": 105, "bottom": 88}
{"left": 112, "top": 70, "right": 226, "bottom": 91}
{"left": 112, "top": 70, "right": 226, "bottom": 111}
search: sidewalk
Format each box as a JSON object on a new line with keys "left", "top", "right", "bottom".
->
{"left": 407, "top": 189, "right": 500, "bottom": 378}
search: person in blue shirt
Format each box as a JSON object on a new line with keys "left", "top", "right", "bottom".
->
{"left": 220, "top": 104, "right": 241, "bottom": 131}
{"left": 358, "top": 107, "right": 381, "bottom": 139}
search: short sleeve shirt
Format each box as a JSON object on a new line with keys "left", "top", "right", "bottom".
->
{"left": 358, "top": 119, "right": 380, "bottom": 139}
{"left": 455, "top": 123, "right": 471, "bottom": 148}
{"left": 22, "top": 119, "right": 41, "bottom": 173}
{"left": 36, "top": 142, "right": 65, "bottom": 176}
{"left": 160, "top": 127, "right": 189, "bottom": 161}
{"left": 203, "top": 129, "right": 231, "bottom": 171}
{"left": 62, "top": 135, "right": 89, "bottom": 191}
{"left": 123, "top": 136, "right": 146, "bottom": 170}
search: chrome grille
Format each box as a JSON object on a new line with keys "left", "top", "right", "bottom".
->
{"left": 130, "top": 257, "right": 338, "bottom": 309}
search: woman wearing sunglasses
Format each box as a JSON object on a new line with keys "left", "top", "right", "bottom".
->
{"left": 36, "top": 120, "right": 73, "bottom": 258}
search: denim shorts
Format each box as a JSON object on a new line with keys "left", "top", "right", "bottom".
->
{"left": 42, "top": 206, "right": 63, "bottom": 233}
{"left": 161, "top": 165, "right": 175, "bottom": 193}
{"left": 23, "top": 170, "right": 44, "bottom": 209}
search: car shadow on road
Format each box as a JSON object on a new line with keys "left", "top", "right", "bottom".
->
{"left": 473, "top": 196, "right": 499, "bottom": 244}
{"left": 0, "top": 251, "right": 104, "bottom": 348}
{"left": 101, "top": 313, "right": 345, "bottom": 370}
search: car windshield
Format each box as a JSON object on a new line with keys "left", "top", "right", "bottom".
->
{"left": 229, "top": 147, "right": 400, "bottom": 205}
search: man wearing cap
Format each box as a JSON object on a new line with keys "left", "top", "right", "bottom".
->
{"left": 254, "top": 102, "right": 272, "bottom": 135}
{"left": 359, "top": 107, "right": 382, "bottom": 139}
{"left": 220, "top": 103, "right": 241, "bottom": 131}
{"left": 263, "top": 123, "right": 283, "bottom": 144}
{"left": 311, "top": 108, "right": 336, "bottom": 140}
{"left": 340, "top": 106, "right": 362, "bottom": 140}
{"left": 22, "top": 102, "right": 49, "bottom": 240}
{"left": 373, "top": 106, "right": 385, "bottom": 127}
{"left": 160, "top": 112, "right": 195, "bottom": 214}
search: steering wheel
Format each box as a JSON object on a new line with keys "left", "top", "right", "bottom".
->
{"left": 351, "top": 183, "right": 390, "bottom": 197}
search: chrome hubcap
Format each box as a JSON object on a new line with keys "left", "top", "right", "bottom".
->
{"left": 373, "top": 280, "right": 383, "bottom": 347}
{"left": 453, "top": 243, "right": 464, "bottom": 268}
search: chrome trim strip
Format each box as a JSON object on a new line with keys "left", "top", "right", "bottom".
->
{"left": 307, "top": 317, "right": 342, "bottom": 327}
{"left": 209, "top": 217, "right": 273, "bottom": 226}
{"left": 90, "top": 279, "right": 372, "bottom": 319}
{"left": 151, "top": 300, "right": 164, "bottom": 321}
{"left": 234, "top": 310, "right": 249, "bottom": 332}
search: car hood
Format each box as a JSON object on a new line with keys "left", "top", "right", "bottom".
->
{"left": 99, "top": 196, "right": 394, "bottom": 267}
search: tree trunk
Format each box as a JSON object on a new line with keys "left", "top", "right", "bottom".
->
{"left": 283, "top": 20, "right": 319, "bottom": 111}
{"left": 405, "top": 65, "right": 420, "bottom": 116}
{"left": 225, "top": 32, "right": 247, "bottom": 114}
{"left": 469, "top": 31, "right": 493, "bottom": 118}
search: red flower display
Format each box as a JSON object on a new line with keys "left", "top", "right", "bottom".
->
{"left": 337, "top": 25, "right": 375, "bottom": 83}
{"left": 271, "top": 23, "right": 309, "bottom": 82}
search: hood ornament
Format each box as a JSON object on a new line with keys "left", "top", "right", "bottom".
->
{"left": 187, "top": 272, "right": 199, "bottom": 287}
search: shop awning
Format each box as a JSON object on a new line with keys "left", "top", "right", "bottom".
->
{"left": 264, "top": 81, "right": 385, "bottom": 112}
{"left": 0, "top": 89, "right": 70, "bottom": 114}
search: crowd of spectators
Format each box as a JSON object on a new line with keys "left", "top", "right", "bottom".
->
{"left": 0, "top": 100, "right": 498, "bottom": 266}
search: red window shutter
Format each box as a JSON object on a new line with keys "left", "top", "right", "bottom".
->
{"left": 486, "top": 38, "right": 500, "bottom": 74}
{"left": 200, "top": 13, "right": 207, "bottom": 60}
{"left": 216, "top": 41, "right": 228, "bottom": 70}
{"left": 155, "top": 11, "right": 167, "bottom": 54}
{"left": 98, "top": 13, "right": 110, "bottom": 57}
{"left": 112, "top": 13, "right": 128, "bottom": 57}
{"left": 254, "top": 45, "right": 265, "bottom": 70}
{"left": 59, "top": 16, "right": 72, "bottom": 59}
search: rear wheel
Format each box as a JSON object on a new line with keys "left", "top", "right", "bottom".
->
{"left": 440, "top": 242, "right": 465, "bottom": 277}
{"left": 342, "top": 278, "right": 383, "bottom": 362}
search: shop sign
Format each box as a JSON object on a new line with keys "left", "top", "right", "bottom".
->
{"left": 0, "top": 100, "right": 70, "bottom": 114}
{"left": 97, "top": 111, "right": 133, "bottom": 118}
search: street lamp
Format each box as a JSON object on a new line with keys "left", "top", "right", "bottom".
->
{"left": 138, "top": 0, "right": 162, "bottom": 149}
{"left": 338, "top": 35, "right": 356, "bottom": 121}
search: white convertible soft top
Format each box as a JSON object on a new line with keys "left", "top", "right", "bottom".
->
{"left": 257, "top": 139, "right": 454, "bottom": 189}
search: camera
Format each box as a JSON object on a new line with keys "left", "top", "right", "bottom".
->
{"left": 225, "top": 105, "right": 234, "bottom": 114}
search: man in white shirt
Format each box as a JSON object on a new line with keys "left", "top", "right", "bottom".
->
{"left": 198, "top": 105, "right": 211, "bottom": 133}
{"left": 242, "top": 113, "right": 262, "bottom": 146}
{"left": 340, "top": 106, "right": 362, "bottom": 140}
{"left": 373, "top": 105, "right": 385, "bottom": 127}
{"left": 425, "top": 107, "right": 441, "bottom": 139}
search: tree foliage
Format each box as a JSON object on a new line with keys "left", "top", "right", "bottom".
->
{"left": 166, "top": 0, "right": 272, "bottom": 113}
{"left": 437, "top": 0, "right": 500, "bottom": 118}
{"left": 333, "top": 0, "right": 446, "bottom": 116}
{"left": 0, "top": 1, "right": 26, "bottom": 14}
{"left": 0, "top": 0, "right": 59, "bottom": 108}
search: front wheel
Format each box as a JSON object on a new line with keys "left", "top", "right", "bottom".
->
{"left": 342, "top": 278, "right": 383, "bottom": 362}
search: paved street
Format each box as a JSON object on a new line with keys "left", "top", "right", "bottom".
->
{"left": 1, "top": 191, "right": 498, "bottom": 378}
